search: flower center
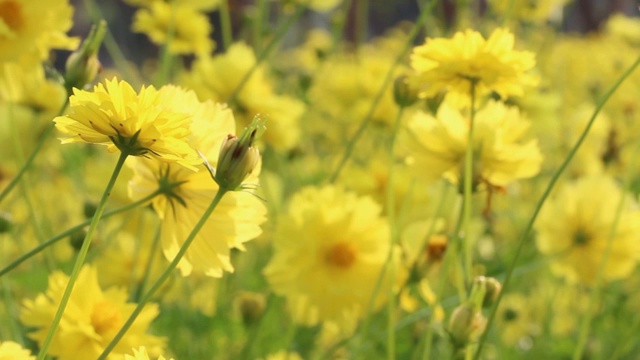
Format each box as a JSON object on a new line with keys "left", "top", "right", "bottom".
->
{"left": 503, "top": 308, "right": 518, "bottom": 322}
{"left": 325, "top": 242, "right": 357, "bottom": 269}
{"left": 0, "top": 1, "right": 24, "bottom": 33}
{"left": 91, "top": 300, "right": 122, "bottom": 335}
{"left": 574, "top": 230, "right": 590, "bottom": 247}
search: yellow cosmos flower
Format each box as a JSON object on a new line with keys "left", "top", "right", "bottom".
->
{"left": 132, "top": 1, "right": 214, "bottom": 55}
{"left": 0, "top": 341, "right": 35, "bottom": 360}
{"left": 410, "top": 28, "right": 537, "bottom": 103}
{"left": 125, "top": 346, "right": 174, "bottom": 360}
{"left": 53, "top": 78, "right": 200, "bottom": 170}
{"left": 402, "top": 100, "right": 542, "bottom": 188}
{"left": 127, "top": 86, "right": 267, "bottom": 277}
{"left": 535, "top": 176, "right": 640, "bottom": 285}
{"left": 263, "top": 185, "right": 405, "bottom": 327}
{"left": 20, "top": 265, "right": 165, "bottom": 360}
{"left": 180, "top": 42, "right": 302, "bottom": 151}
{"left": 0, "top": 0, "right": 78, "bottom": 63}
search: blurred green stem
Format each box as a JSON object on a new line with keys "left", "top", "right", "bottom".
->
{"left": 0, "top": 98, "right": 69, "bottom": 205}
{"left": 473, "top": 55, "right": 640, "bottom": 360}
{"left": 573, "top": 142, "right": 640, "bottom": 360}
{"left": 226, "top": 4, "right": 305, "bottom": 105}
{"left": 0, "top": 190, "right": 163, "bottom": 278}
{"left": 153, "top": 1, "right": 176, "bottom": 86}
{"left": 462, "top": 81, "right": 477, "bottom": 286}
{"left": 219, "top": 0, "right": 233, "bottom": 50}
{"left": 97, "top": 188, "right": 228, "bottom": 360}
{"left": 37, "top": 151, "right": 129, "bottom": 360}
{"left": 329, "top": 0, "right": 436, "bottom": 183}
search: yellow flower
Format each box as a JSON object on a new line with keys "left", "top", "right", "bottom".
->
{"left": 605, "top": 13, "right": 640, "bottom": 45}
{"left": 132, "top": 1, "right": 214, "bottom": 55}
{"left": 180, "top": 42, "right": 302, "bottom": 151}
{"left": 0, "top": 341, "right": 35, "bottom": 360}
{"left": 261, "top": 350, "right": 303, "bottom": 360}
{"left": 20, "top": 265, "right": 165, "bottom": 360}
{"left": 127, "top": 86, "right": 267, "bottom": 277}
{"left": 410, "top": 28, "right": 537, "bottom": 103}
{"left": 488, "top": 0, "right": 571, "bottom": 23}
{"left": 535, "top": 176, "right": 640, "bottom": 285}
{"left": 263, "top": 185, "right": 405, "bottom": 327}
{"left": 402, "top": 100, "right": 542, "bottom": 188}
{"left": 0, "top": 0, "right": 78, "bottom": 63}
{"left": 125, "top": 346, "right": 174, "bottom": 360}
{"left": 53, "top": 78, "right": 200, "bottom": 169}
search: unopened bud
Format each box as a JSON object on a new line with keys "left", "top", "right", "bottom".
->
{"left": 214, "top": 115, "right": 266, "bottom": 191}
{"left": 447, "top": 304, "right": 486, "bottom": 348}
{"left": 393, "top": 75, "right": 418, "bottom": 107}
{"left": 0, "top": 212, "right": 13, "bottom": 233}
{"left": 470, "top": 276, "right": 502, "bottom": 308}
{"left": 234, "top": 291, "right": 266, "bottom": 326}
{"left": 65, "top": 20, "right": 106, "bottom": 94}
{"left": 482, "top": 277, "right": 502, "bottom": 308}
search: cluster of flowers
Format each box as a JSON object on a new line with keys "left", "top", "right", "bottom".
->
{"left": 1, "top": 0, "right": 639, "bottom": 359}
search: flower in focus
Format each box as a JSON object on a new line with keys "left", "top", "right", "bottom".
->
{"left": 132, "top": 1, "right": 214, "bottom": 56}
{"left": 20, "top": 265, "right": 165, "bottom": 360}
{"left": 401, "top": 100, "right": 542, "bottom": 188}
{"left": 53, "top": 78, "right": 200, "bottom": 169}
{"left": 0, "top": 0, "right": 78, "bottom": 63}
{"left": 125, "top": 346, "right": 174, "bottom": 360}
{"left": 410, "top": 28, "right": 537, "bottom": 104}
{"left": 263, "top": 185, "right": 405, "bottom": 327}
{"left": 535, "top": 176, "right": 640, "bottom": 284}
{"left": 0, "top": 341, "right": 35, "bottom": 360}
{"left": 127, "top": 86, "right": 267, "bottom": 277}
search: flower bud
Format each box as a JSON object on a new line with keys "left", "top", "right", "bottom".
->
{"left": 393, "top": 75, "right": 418, "bottom": 107}
{"left": 214, "top": 115, "right": 266, "bottom": 191}
{"left": 64, "top": 20, "right": 106, "bottom": 94}
{"left": 234, "top": 291, "right": 266, "bottom": 326}
{"left": 447, "top": 304, "right": 487, "bottom": 348}
{"left": 0, "top": 212, "right": 13, "bottom": 233}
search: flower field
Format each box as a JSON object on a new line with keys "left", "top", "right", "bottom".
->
{"left": 1, "top": 0, "right": 640, "bottom": 359}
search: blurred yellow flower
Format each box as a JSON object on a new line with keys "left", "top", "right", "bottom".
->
{"left": 127, "top": 86, "right": 266, "bottom": 277}
{"left": 20, "top": 265, "right": 165, "bottom": 360}
{"left": 0, "top": 341, "right": 35, "bottom": 360}
{"left": 180, "top": 42, "right": 302, "bottom": 151}
{"left": 410, "top": 28, "right": 537, "bottom": 103}
{"left": 402, "top": 100, "right": 542, "bottom": 188}
{"left": 125, "top": 346, "right": 174, "bottom": 360}
{"left": 488, "top": 0, "right": 571, "bottom": 23}
{"left": 264, "top": 185, "right": 405, "bottom": 327}
{"left": 53, "top": 78, "right": 200, "bottom": 169}
{"left": 535, "top": 176, "right": 640, "bottom": 284}
{"left": 0, "top": 0, "right": 78, "bottom": 63}
{"left": 262, "top": 350, "right": 303, "bottom": 360}
{"left": 132, "top": 1, "right": 214, "bottom": 55}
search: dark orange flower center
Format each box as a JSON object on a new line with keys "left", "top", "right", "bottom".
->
{"left": 0, "top": 1, "right": 24, "bottom": 32}
{"left": 325, "top": 242, "right": 357, "bottom": 269}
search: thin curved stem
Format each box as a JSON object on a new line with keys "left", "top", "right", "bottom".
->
{"left": 0, "top": 190, "right": 162, "bottom": 278}
{"left": 0, "top": 98, "right": 69, "bottom": 204}
{"left": 472, "top": 55, "right": 640, "bottom": 360}
{"left": 97, "top": 188, "right": 228, "bottom": 359}
{"left": 37, "top": 151, "right": 129, "bottom": 360}
{"left": 225, "top": 4, "right": 305, "bottom": 105}
{"left": 219, "top": 0, "right": 233, "bottom": 50}
{"left": 329, "top": 0, "right": 436, "bottom": 183}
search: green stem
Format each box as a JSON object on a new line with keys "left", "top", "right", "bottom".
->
{"left": 462, "top": 81, "right": 477, "bottom": 286}
{"left": 226, "top": 4, "right": 305, "bottom": 105}
{"left": 37, "top": 151, "right": 129, "bottom": 360}
{"left": 219, "top": 0, "right": 233, "bottom": 50}
{"left": 328, "top": 0, "right": 353, "bottom": 55}
{"left": 385, "top": 106, "right": 406, "bottom": 360}
{"left": 472, "top": 55, "right": 640, "bottom": 360}
{"left": 153, "top": 1, "right": 176, "bottom": 87}
{"left": 97, "top": 188, "right": 228, "bottom": 359}
{"left": 572, "top": 142, "right": 640, "bottom": 360}
{"left": 81, "top": 0, "right": 143, "bottom": 88}
{"left": 328, "top": 0, "right": 436, "bottom": 183}
{"left": 0, "top": 192, "right": 161, "bottom": 279}
{"left": 132, "top": 222, "right": 162, "bottom": 302}
{"left": 0, "top": 98, "right": 69, "bottom": 204}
